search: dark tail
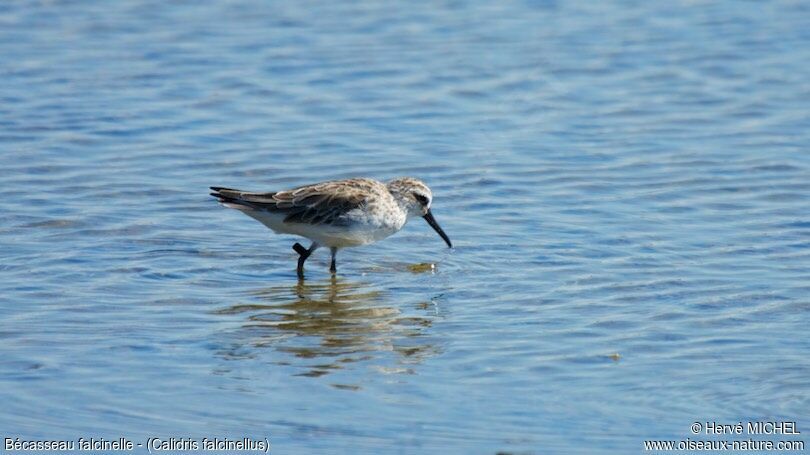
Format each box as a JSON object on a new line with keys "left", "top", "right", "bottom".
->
{"left": 210, "top": 186, "right": 244, "bottom": 205}
{"left": 210, "top": 186, "right": 278, "bottom": 209}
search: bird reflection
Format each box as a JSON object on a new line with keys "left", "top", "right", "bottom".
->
{"left": 215, "top": 276, "right": 440, "bottom": 379}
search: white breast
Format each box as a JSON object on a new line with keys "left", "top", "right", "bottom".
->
{"left": 240, "top": 204, "right": 407, "bottom": 248}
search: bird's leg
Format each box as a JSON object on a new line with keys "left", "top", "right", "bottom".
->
{"left": 329, "top": 247, "right": 338, "bottom": 274}
{"left": 292, "top": 242, "right": 308, "bottom": 256}
{"left": 293, "top": 242, "right": 319, "bottom": 278}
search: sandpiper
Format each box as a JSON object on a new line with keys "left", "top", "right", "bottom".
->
{"left": 210, "top": 177, "right": 452, "bottom": 277}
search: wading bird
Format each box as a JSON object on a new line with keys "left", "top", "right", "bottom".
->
{"left": 210, "top": 177, "right": 452, "bottom": 278}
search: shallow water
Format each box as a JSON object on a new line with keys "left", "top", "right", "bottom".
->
{"left": 1, "top": 0, "right": 809, "bottom": 453}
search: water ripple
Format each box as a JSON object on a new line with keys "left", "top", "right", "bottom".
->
{"left": 1, "top": 0, "right": 809, "bottom": 452}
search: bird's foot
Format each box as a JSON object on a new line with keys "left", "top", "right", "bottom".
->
{"left": 292, "top": 242, "right": 308, "bottom": 256}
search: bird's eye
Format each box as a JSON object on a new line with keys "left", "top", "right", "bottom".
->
{"left": 414, "top": 193, "right": 429, "bottom": 206}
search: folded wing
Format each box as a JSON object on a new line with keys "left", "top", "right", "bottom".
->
{"left": 210, "top": 183, "right": 366, "bottom": 226}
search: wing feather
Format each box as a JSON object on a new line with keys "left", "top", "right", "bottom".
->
{"left": 210, "top": 179, "right": 373, "bottom": 226}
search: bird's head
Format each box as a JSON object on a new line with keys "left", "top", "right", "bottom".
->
{"left": 387, "top": 177, "right": 452, "bottom": 248}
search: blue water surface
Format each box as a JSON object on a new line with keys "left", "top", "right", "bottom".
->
{"left": 1, "top": 1, "right": 809, "bottom": 453}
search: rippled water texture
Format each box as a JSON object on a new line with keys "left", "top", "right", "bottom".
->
{"left": 1, "top": 1, "right": 809, "bottom": 453}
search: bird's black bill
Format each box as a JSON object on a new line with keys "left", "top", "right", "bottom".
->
{"left": 423, "top": 210, "right": 452, "bottom": 248}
